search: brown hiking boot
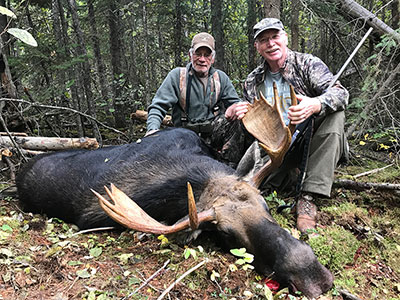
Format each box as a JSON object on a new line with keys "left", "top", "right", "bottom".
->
{"left": 296, "top": 193, "right": 317, "bottom": 233}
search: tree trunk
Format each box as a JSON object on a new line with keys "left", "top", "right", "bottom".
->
{"left": 174, "top": 0, "right": 183, "bottom": 66}
{"left": 0, "top": 0, "right": 16, "bottom": 99}
{"left": 142, "top": 0, "right": 151, "bottom": 108}
{"left": 319, "top": 21, "right": 328, "bottom": 62}
{"left": 290, "top": 0, "right": 300, "bottom": 51}
{"left": 247, "top": 0, "right": 257, "bottom": 72}
{"left": 108, "top": 0, "right": 127, "bottom": 128}
{"left": 67, "top": 0, "right": 101, "bottom": 143}
{"left": 262, "top": 0, "right": 280, "bottom": 18}
{"left": 392, "top": 0, "right": 399, "bottom": 29}
{"left": 51, "top": 0, "right": 84, "bottom": 137}
{"left": 88, "top": 0, "right": 112, "bottom": 122}
{"left": 332, "top": 0, "right": 400, "bottom": 43}
{"left": 211, "top": 0, "right": 225, "bottom": 71}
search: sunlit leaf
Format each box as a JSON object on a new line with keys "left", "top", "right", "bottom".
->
{"left": 230, "top": 248, "right": 246, "bottom": 257}
{"left": 263, "top": 284, "right": 274, "bottom": 300}
{"left": 379, "top": 143, "right": 390, "bottom": 150}
{"left": 0, "top": 248, "right": 13, "bottom": 257}
{"left": 210, "top": 270, "right": 220, "bottom": 282}
{"left": 0, "top": 224, "right": 12, "bottom": 232}
{"left": 89, "top": 247, "right": 102, "bottom": 257}
{"left": 7, "top": 28, "right": 38, "bottom": 47}
{"left": 184, "top": 248, "right": 191, "bottom": 259}
{"left": 0, "top": 6, "right": 16, "bottom": 19}
{"left": 241, "top": 264, "right": 254, "bottom": 270}
{"left": 228, "top": 263, "right": 238, "bottom": 272}
{"left": 76, "top": 268, "right": 91, "bottom": 278}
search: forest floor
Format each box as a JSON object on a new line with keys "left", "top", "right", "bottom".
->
{"left": 0, "top": 143, "right": 399, "bottom": 300}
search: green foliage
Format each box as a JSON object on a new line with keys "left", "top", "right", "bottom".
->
{"left": 230, "top": 248, "right": 254, "bottom": 271}
{"left": 308, "top": 225, "right": 361, "bottom": 272}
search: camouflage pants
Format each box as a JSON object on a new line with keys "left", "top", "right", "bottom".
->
{"left": 202, "top": 115, "right": 254, "bottom": 167}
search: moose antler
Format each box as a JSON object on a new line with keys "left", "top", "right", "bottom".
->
{"left": 242, "top": 83, "right": 297, "bottom": 187}
{"left": 92, "top": 182, "right": 215, "bottom": 234}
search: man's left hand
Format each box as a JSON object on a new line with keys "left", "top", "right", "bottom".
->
{"left": 225, "top": 102, "right": 249, "bottom": 121}
{"left": 288, "top": 95, "right": 321, "bottom": 125}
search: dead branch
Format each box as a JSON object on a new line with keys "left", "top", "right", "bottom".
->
{"left": 131, "top": 110, "right": 173, "bottom": 126}
{"left": 333, "top": 179, "right": 400, "bottom": 191}
{"left": 126, "top": 259, "right": 170, "bottom": 298}
{"left": 332, "top": 0, "right": 400, "bottom": 42}
{"left": 0, "top": 136, "right": 99, "bottom": 151}
{"left": 0, "top": 98, "right": 128, "bottom": 139}
{"left": 353, "top": 163, "right": 394, "bottom": 179}
{"left": 157, "top": 259, "right": 208, "bottom": 300}
{"left": 0, "top": 132, "right": 28, "bottom": 136}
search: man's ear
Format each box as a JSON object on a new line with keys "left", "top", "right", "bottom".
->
{"left": 283, "top": 33, "right": 289, "bottom": 46}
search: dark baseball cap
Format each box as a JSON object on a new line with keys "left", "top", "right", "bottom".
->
{"left": 191, "top": 32, "right": 215, "bottom": 52}
{"left": 253, "top": 18, "right": 284, "bottom": 39}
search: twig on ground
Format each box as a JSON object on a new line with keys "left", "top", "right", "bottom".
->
{"left": 70, "top": 227, "right": 116, "bottom": 237}
{"left": 64, "top": 276, "right": 79, "bottom": 294}
{"left": 339, "top": 288, "right": 364, "bottom": 300}
{"left": 157, "top": 259, "right": 208, "bottom": 300}
{"left": 123, "top": 259, "right": 170, "bottom": 299}
{"left": 333, "top": 179, "right": 400, "bottom": 191}
{"left": 353, "top": 163, "right": 394, "bottom": 179}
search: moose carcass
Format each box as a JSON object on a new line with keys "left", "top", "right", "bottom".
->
{"left": 16, "top": 126, "right": 333, "bottom": 299}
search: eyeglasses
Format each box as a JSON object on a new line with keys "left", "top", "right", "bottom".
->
{"left": 257, "top": 32, "right": 284, "bottom": 44}
{"left": 193, "top": 52, "right": 213, "bottom": 59}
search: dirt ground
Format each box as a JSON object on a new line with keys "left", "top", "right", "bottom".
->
{"left": 0, "top": 152, "right": 399, "bottom": 300}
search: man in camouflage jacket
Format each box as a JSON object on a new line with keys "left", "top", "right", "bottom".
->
{"left": 241, "top": 18, "right": 349, "bottom": 233}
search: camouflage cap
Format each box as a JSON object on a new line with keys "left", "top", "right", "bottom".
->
{"left": 253, "top": 18, "right": 284, "bottom": 39}
{"left": 191, "top": 32, "right": 215, "bottom": 52}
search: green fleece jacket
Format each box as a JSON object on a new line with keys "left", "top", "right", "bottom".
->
{"left": 147, "top": 63, "right": 240, "bottom": 131}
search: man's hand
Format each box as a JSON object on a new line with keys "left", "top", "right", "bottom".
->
{"left": 288, "top": 94, "right": 321, "bottom": 125}
{"left": 225, "top": 102, "right": 249, "bottom": 121}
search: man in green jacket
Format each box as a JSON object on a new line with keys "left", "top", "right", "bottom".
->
{"left": 241, "top": 18, "right": 349, "bottom": 233}
{"left": 146, "top": 32, "right": 250, "bottom": 165}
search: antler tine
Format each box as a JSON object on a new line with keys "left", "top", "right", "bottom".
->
{"left": 93, "top": 184, "right": 215, "bottom": 235}
{"left": 187, "top": 182, "right": 199, "bottom": 230}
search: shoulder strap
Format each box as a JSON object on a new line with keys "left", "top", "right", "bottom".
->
{"left": 179, "top": 67, "right": 193, "bottom": 122}
{"left": 210, "top": 70, "right": 221, "bottom": 116}
{"left": 212, "top": 70, "right": 220, "bottom": 101}
{"left": 179, "top": 67, "right": 187, "bottom": 112}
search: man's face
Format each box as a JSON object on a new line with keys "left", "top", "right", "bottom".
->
{"left": 255, "top": 29, "right": 288, "bottom": 69}
{"left": 190, "top": 47, "right": 214, "bottom": 77}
